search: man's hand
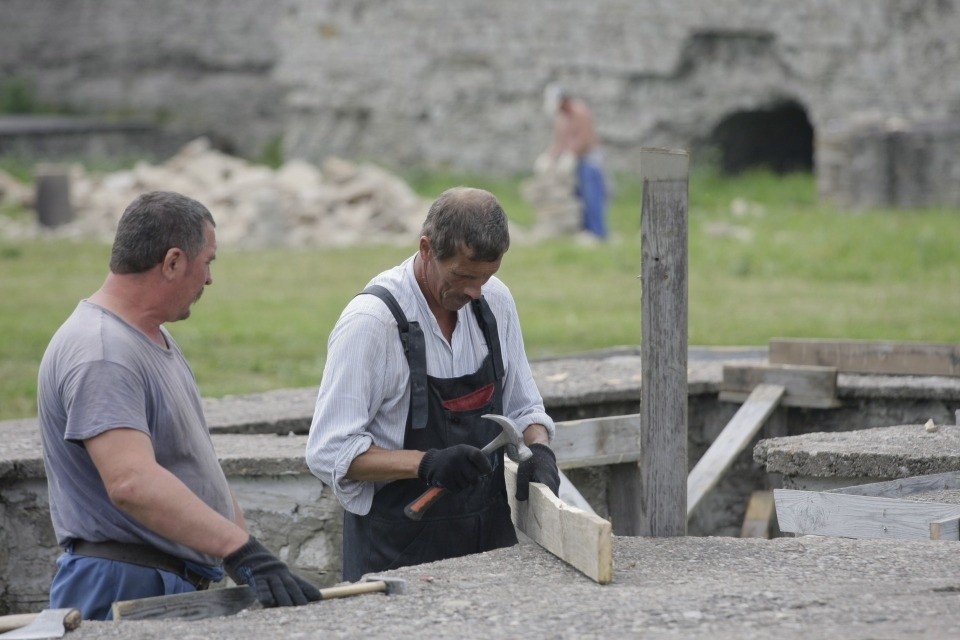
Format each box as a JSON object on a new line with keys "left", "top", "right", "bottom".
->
{"left": 418, "top": 444, "right": 493, "bottom": 493}
{"left": 224, "top": 536, "right": 321, "bottom": 607}
{"left": 515, "top": 443, "right": 560, "bottom": 501}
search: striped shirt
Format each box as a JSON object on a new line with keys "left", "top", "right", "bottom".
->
{"left": 305, "top": 254, "right": 554, "bottom": 515}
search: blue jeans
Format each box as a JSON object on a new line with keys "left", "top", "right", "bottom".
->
{"left": 577, "top": 155, "right": 608, "bottom": 239}
{"left": 50, "top": 552, "right": 198, "bottom": 620}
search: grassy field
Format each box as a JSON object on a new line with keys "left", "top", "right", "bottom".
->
{"left": 1, "top": 168, "right": 958, "bottom": 420}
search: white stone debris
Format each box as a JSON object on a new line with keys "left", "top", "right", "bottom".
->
{"left": 0, "top": 138, "right": 429, "bottom": 248}
{"left": 520, "top": 151, "right": 582, "bottom": 239}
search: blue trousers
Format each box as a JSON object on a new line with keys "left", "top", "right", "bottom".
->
{"left": 577, "top": 157, "right": 608, "bottom": 239}
{"left": 49, "top": 552, "right": 198, "bottom": 620}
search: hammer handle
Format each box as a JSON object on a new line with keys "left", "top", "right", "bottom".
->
{"left": 319, "top": 581, "right": 386, "bottom": 600}
{"left": 404, "top": 486, "right": 445, "bottom": 520}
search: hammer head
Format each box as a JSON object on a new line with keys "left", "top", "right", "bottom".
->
{"left": 363, "top": 575, "right": 408, "bottom": 595}
{"left": 481, "top": 414, "right": 533, "bottom": 463}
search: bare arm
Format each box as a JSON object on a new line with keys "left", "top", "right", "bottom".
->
{"left": 522, "top": 423, "right": 551, "bottom": 447}
{"left": 344, "top": 444, "right": 425, "bottom": 482}
{"left": 85, "top": 427, "right": 248, "bottom": 558}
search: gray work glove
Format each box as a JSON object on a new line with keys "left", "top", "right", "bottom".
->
{"left": 418, "top": 444, "right": 493, "bottom": 493}
{"left": 515, "top": 443, "right": 561, "bottom": 501}
{"left": 224, "top": 536, "right": 321, "bottom": 607}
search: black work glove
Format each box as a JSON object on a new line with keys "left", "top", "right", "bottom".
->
{"left": 224, "top": 536, "right": 322, "bottom": 608}
{"left": 515, "top": 443, "right": 561, "bottom": 501}
{"left": 418, "top": 443, "right": 493, "bottom": 493}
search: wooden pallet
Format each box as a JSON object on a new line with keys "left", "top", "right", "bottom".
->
{"left": 775, "top": 471, "right": 960, "bottom": 541}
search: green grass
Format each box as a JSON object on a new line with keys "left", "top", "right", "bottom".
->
{"left": 1, "top": 168, "right": 958, "bottom": 420}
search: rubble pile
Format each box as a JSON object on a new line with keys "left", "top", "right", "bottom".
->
{"left": 0, "top": 138, "right": 429, "bottom": 248}
{"left": 520, "top": 151, "right": 581, "bottom": 238}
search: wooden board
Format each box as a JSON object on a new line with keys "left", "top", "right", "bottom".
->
{"left": 775, "top": 489, "right": 960, "bottom": 541}
{"left": 824, "top": 471, "right": 960, "bottom": 498}
{"left": 552, "top": 414, "right": 641, "bottom": 469}
{"left": 930, "top": 516, "right": 960, "bottom": 540}
{"left": 505, "top": 459, "right": 613, "bottom": 584}
{"left": 740, "top": 490, "right": 775, "bottom": 538}
{"left": 769, "top": 338, "right": 960, "bottom": 376}
{"left": 112, "top": 586, "right": 258, "bottom": 621}
{"left": 687, "top": 383, "right": 784, "bottom": 516}
{"left": 720, "top": 363, "right": 839, "bottom": 408}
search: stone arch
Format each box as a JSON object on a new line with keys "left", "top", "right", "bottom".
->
{"left": 708, "top": 101, "right": 814, "bottom": 174}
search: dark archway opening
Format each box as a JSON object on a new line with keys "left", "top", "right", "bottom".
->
{"left": 709, "top": 101, "right": 814, "bottom": 175}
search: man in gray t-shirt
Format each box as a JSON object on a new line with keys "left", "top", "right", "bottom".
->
{"left": 38, "top": 191, "right": 320, "bottom": 620}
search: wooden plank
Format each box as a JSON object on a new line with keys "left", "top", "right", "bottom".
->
{"left": 769, "top": 338, "right": 960, "bottom": 376}
{"left": 553, "top": 414, "right": 641, "bottom": 469}
{"left": 775, "top": 489, "right": 960, "bottom": 540}
{"left": 740, "top": 490, "right": 775, "bottom": 538}
{"left": 720, "top": 363, "right": 839, "bottom": 408}
{"left": 687, "top": 383, "right": 784, "bottom": 516}
{"left": 112, "top": 586, "right": 258, "bottom": 621}
{"left": 639, "top": 147, "right": 689, "bottom": 537}
{"left": 930, "top": 516, "right": 960, "bottom": 540}
{"left": 505, "top": 459, "right": 613, "bottom": 584}
{"left": 825, "top": 471, "right": 960, "bottom": 499}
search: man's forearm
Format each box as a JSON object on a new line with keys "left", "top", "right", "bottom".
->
{"left": 522, "top": 423, "right": 551, "bottom": 446}
{"left": 345, "top": 445, "right": 425, "bottom": 482}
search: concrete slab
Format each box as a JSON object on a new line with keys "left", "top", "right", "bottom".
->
{"left": 755, "top": 424, "right": 960, "bottom": 490}
{"left": 55, "top": 535, "right": 960, "bottom": 639}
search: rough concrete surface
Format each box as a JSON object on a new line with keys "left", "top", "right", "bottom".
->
{"left": 755, "top": 424, "right": 960, "bottom": 480}
{"left": 62, "top": 535, "right": 960, "bottom": 640}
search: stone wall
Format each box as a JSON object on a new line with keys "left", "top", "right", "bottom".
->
{"left": 2, "top": 1, "right": 960, "bottom": 177}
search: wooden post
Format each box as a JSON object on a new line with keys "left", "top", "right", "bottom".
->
{"left": 638, "top": 148, "right": 689, "bottom": 536}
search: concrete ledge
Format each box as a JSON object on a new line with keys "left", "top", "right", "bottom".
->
{"left": 755, "top": 424, "right": 960, "bottom": 485}
{"left": 48, "top": 536, "right": 960, "bottom": 639}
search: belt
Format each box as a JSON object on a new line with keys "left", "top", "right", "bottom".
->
{"left": 71, "top": 540, "right": 211, "bottom": 591}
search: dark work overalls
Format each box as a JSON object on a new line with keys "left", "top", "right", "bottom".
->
{"left": 341, "top": 285, "right": 518, "bottom": 582}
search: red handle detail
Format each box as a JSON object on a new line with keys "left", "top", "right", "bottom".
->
{"left": 404, "top": 486, "right": 446, "bottom": 520}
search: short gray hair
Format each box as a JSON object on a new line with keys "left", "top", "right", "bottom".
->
{"left": 420, "top": 187, "right": 510, "bottom": 261}
{"left": 109, "top": 191, "right": 215, "bottom": 274}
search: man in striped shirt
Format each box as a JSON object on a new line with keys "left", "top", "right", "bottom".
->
{"left": 306, "top": 187, "right": 561, "bottom": 581}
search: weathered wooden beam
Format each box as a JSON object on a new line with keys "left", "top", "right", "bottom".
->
{"left": 112, "top": 586, "right": 258, "bottom": 621}
{"left": 775, "top": 488, "right": 960, "bottom": 540}
{"left": 930, "top": 516, "right": 960, "bottom": 540}
{"left": 505, "top": 459, "right": 613, "bottom": 584}
{"left": 638, "top": 147, "right": 689, "bottom": 537}
{"left": 552, "top": 414, "right": 641, "bottom": 469}
{"left": 720, "top": 363, "right": 840, "bottom": 408}
{"left": 824, "top": 471, "right": 960, "bottom": 498}
{"left": 769, "top": 338, "right": 960, "bottom": 376}
{"left": 687, "top": 383, "right": 784, "bottom": 516}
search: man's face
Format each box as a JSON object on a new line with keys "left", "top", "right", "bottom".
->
{"left": 424, "top": 242, "right": 501, "bottom": 313}
{"left": 175, "top": 223, "right": 216, "bottom": 321}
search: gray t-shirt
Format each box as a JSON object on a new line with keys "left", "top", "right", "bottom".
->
{"left": 38, "top": 300, "right": 234, "bottom": 567}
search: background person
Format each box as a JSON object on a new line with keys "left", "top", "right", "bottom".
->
{"left": 544, "top": 84, "right": 609, "bottom": 240}
{"left": 38, "top": 191, "right": 320, "bottom": 619}
{"left": 306, "top": 187, "right": 561, "bottom": 582}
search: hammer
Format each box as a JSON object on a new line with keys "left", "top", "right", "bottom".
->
{"left": 404, "top": 413, "right": 532, "bottom": 520}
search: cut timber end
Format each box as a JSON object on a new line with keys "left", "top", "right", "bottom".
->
{"left": 930, "top": 516, "right": 960, "bottom": 540}
{"left": 740, "top": 490, "right": 776, "bottom": 538}
{"left": 505, "top": 459, "right": 613, "bottom": 584}
{"left": 639, "top": 148, "right": 689, "bottom": 181}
